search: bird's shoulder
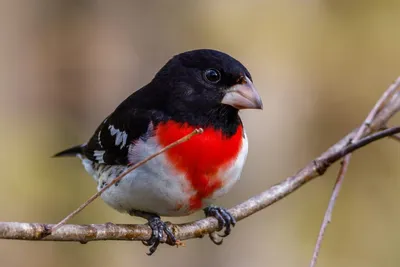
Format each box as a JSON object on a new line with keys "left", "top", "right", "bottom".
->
{"left": 83, "top": 91, "right": 166, "bottom": 165}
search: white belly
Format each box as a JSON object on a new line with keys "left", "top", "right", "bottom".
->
{"left": 81, "top": 133, "right": 248, "bottom": 217}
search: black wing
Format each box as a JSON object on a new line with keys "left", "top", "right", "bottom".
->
{"left": 83, "top": 106, "right": 156, "bottom": 165}
{"left": 55, "top": 83, "right": 168, "bottom": 164}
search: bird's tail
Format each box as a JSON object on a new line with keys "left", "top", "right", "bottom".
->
{"left": 53, "top": 145, "right": 84, "bottom": 157}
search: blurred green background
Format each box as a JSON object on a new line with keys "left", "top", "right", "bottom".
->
{"left": 0, "top": 1, "right": 400, "bottom": 266}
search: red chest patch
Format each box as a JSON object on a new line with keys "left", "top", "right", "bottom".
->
{"left": 156, "top": 121, "right": 243, "bottom": 211}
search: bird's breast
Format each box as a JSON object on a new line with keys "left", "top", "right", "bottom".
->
{"left": 156, "top": 121, "right": 247, "bottom": 211}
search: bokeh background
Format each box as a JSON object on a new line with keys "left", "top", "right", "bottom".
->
{"left": 1, "top": 1, "right": 400, "bottom": 266}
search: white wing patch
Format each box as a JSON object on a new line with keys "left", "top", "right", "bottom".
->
{"left": 97, "top": 130, "right": 103, "bottom": 148}
{"left": 108, "top": 125, "right": 128, "bottom": 149}
{"left": 93, "top": 150, "right": 105, "bottom": 164}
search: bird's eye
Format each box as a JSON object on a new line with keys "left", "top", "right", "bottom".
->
{"left": 204, "top": 69, "right": 221, "bottom": 83}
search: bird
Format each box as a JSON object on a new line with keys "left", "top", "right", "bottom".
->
{"left": 54, "top": 49, "right": 263, "bottom": 255}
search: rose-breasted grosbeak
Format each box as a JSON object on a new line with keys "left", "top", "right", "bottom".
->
{"left": 54, "top": 49, "right": 263, "bottom": 254}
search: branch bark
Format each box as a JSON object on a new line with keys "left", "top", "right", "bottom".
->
{"left": 0, "top": 78, "right": 399, "bottom": 248}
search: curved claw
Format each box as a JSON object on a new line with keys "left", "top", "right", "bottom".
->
{"left": 204, "top": 206, "right": 236, "bottom": 245}
{"left": 209, "top": 232, "right": 223, "bottom": 245}
{"left": 143, "top": 216, "right": 176, "bottom": 255}
{"left": 218, "top": 232, "right": 228, "bottom": 238}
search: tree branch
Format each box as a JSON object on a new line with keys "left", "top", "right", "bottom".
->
{"left": 0, "top": 78, "right": 399, "bottom": 255}
{"left": 310, "top": 76, "right": 400, "bottom": 267}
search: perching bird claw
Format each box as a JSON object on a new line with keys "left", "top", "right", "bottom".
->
{"left": 142, "top": 215, "right": 177, "bottom": 255}
{"left": 204, "top": 206, "right": 236, "bottom": 245}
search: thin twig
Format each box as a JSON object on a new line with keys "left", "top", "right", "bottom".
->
{"left": 381, "top": 125, "right": 400, "bottom": 143}
{"left": 335, "top": 127, "right": 400, "bottom": 157}
{"left": 50, "top": 128, "right": 204, "bottom": 233}
{"left": 309, "top": 77, "right": 400, "bottom": 267}
{"left": 389, "top": 134, "right": 400, "bottom": 143}
{"left": 1, "top": 127, "right": 400, "bottom": 243}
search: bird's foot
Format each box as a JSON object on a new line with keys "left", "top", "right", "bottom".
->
{"left": 130, "top": 210, "right": 177, "bottom": 255}
{"left": 144, "top": 216, "right": 177, "bottom": 255}
{"left": 203, "top": 205, "right": 236, "bottom": 245}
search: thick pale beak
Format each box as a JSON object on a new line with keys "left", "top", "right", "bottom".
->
{"left": 221, "top": 76, "right": 263, "bottom": 110}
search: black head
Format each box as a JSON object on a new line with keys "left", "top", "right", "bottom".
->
{"left": 154, "top": 49, "right": 262, "bottom": 114}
